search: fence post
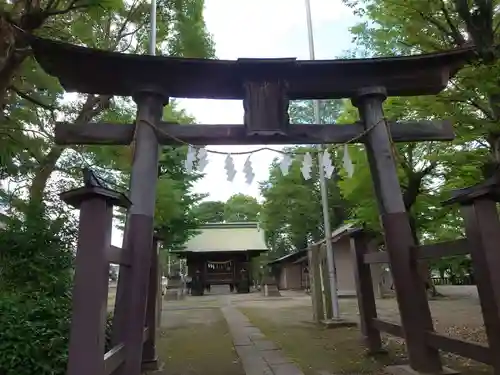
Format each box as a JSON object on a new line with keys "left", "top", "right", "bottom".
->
{"left": 61, "top": 182, "right": 130, "bottom": 375}
{"left": 350, "top": 233, "right": 383, "bottom": 355}
{"left": 308, "top": 245, "right": 324, "bottom": 322}
{"left": 320, "top": 244, "right": 333, "bottom": 320}
{"left": 141, "top": 233, "right": 161, "bottom": 371}
{"left": 447, "top": 174, "right": 500, "bottom": 374}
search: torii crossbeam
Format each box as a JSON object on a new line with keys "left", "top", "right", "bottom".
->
{"left": 29, "top": 36, "right": 473, "bottom": 146}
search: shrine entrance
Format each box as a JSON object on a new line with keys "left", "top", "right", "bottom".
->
{"left": 207, "top": 260, "right": 234, "bottom": 283}
{"left": 28, "top": 35, "right": 474, "bottom": 375}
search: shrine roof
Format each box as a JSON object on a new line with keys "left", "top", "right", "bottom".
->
{"left": 29, "top": 36, "right": 474, "bottom": 99}
{"left": 172, "top": 222, "right": 268, "bottom": 254}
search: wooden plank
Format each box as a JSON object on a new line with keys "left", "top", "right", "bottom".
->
{"left": 364, "top": 251, "right": 389, "bottom": 264}
{"left": 142, "top": 237, "right": 160, "bottom": 368}
{"left": 107, "top": 245, "right": 131, "bottom": 267}
{"left": 443, "top": 172, "right": 500, "bottom": 206}
{"left": 54, "top": 120, "right": 454, "bottom": 146}
{"left": 308, "top": 246, "right": 324, "bottom": 323}
{"left": 425, "top": 332, "right": 491, "bottom": 365}
{"left": 320, "top": 245, "right": 333, "bottom": 320}
{"left": 460, "top": 199, "right": 500, "bottom": 373}
{"left": 372, "top": 318, "right": 404, "bottom": 337}
{"left": 351, "top": 236, "right": 383, "bottom": 353}
{"left": 363, "top": 239, "right": 471, "bottom": 264}
{"left": 104, "top": 344, "right": 126, "bottom": 375}
{"left": 417, "top": 239, "right": 470, "bottom": 259}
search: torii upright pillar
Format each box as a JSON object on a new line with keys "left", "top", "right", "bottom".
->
{"left": 111, "top": 89, "right": 166, "bottom": 375}
{"left": 352, "top": 87, "right": 442, "bottom": 374}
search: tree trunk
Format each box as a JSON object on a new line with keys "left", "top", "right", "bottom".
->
{"left": 28, "top": 95, "right": 111, "bottom": 204}
{"left": 29, "top": 145, "right": 65, "bottom": 203}
{"left": 408, "top": 212, "right": 437, "bottom": 296}
{"left": 403, "top": 170, "right": 438, "bottom": 297}
{"left": 0, "top": 12, "right": 41, "bottom": 110}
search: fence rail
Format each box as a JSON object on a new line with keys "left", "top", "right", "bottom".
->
{"left": 350, "top": 174, "right": 500, "bottom": 373}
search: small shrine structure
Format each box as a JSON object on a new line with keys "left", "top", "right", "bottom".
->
{"left": 172, "top": 222, "right": 268, "bottom": 295}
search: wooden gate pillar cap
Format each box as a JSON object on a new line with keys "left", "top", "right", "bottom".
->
{"left": 351, "top": 86, "right": 387, "bottom": 108}
{"left": 443, "top": 171, "right": 500, "bottom": 206}
{"left": 59, "top": 186, "right": 131, "bottom": 209}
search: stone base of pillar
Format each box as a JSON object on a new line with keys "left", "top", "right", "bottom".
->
{"left": 262, "top": 284, "right": 281, "bottom": 297}
{"left": 141, "top": 358, "right": 163, "bottom": 372}
{"left": 320, "top": 318, "right": 357, "bottom": 329}
{"left": 385, "top": 365, "right": 459, "bottom": 375}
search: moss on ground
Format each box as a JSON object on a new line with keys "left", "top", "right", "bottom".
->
{"left": 241, "top": 307, "right": 493, "bottom": 375}
{"left": 155, "top": 314, "right": 245, "bottom": 375}
{"left": 241, "top": 307, "right": 403, "bottom": 374}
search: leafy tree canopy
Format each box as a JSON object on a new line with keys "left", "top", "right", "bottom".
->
{"left": 192, "top": 194, "right": 261, "bottom": 224}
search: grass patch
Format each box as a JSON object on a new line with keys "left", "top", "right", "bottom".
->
{"left": 241, "top": 306, "right": 493, "bottom": 375}
{"left": 155, "top": 314, "right": 244, "bottom": 375}
{"left": 241, "top": 307, "right": 403, "bottom": 375}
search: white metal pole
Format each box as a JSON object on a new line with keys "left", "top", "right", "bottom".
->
{"left": 149, "top": 0, "right": 157, "bottom": 55}
{"left": 304, "top": 0, "right": 340, "bottom": 319}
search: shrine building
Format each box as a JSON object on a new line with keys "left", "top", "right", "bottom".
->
{"left": 172, "top": 222, "right": 268, "bottom": 295}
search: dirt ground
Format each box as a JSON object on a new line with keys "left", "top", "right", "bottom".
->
{"left": 142, "top": 285, "right": 491, "bottom": 375}
{"left": 234, "top": 286, "right": 491, "bottom": 375}
{"left": 155, "top": 294, "right": 245, "bottom": 375}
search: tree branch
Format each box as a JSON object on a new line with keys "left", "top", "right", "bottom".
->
{"left": 438, "top": 0, "right": 467, "bottom": 46}
{"left": 9, "top": 85, "right": 58, "bottom": 111}
{"left": 446, "top": 97, "right": 494, "bottom": 120}
{"left": 44, "top": 0, "right": 95, "bottom": 17}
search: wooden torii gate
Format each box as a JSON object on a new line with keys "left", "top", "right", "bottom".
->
{"left": 28, "top": 35, "right": 472, "bottom": 375}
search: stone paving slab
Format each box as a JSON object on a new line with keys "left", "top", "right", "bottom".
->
{"left": 221, "top": 305, "right": 305, "bottom": 375}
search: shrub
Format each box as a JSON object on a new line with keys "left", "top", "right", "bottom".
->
{"left": 0, "top": 205, "right": 75, "bottom": 375}
{"left": 0, "top": 292, "right": 71, "bottom": 374}
{"left": 105, "top": 313, "right": 114, "bottom": 352}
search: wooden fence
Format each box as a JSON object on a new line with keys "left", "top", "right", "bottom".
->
{"left": 431, "top": 276, "right": 474, "bottom": 286}
{"left": 60, "top": 177, "right": 162, "bottom": 375}
{"left": 351, "top": 174, "right": 500, "bottom": 374}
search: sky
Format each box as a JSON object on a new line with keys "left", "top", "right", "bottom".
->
{"left": 180, "top": 0, "right": 359, "bottom": 202}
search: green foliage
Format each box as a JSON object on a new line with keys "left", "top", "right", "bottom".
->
{"left": 0, "top": 205, "right": 75, "bottom": 375}
{"left": 224, "top": 194, "right": 260, "bottom": 222}
{"left": 0, "top": 205, "right": 75, "bottom": 293}
{"left": 260, "top": 147, "right": 348, "bottom": 258}
{"left": 0, "top": 293, "right": 71, "bottom": 375}
{"left": 1, "top": 0, "right": 215, "bottom": 213}
{"left": 193, "top": 200, "right": 226, "bottom": 223}
{"left": 337, "top": 0, "right": 500, "bottom": 276}
{"left": 154, "top": 146, "right": 205, "bottom": 251}
{"left": 259, "top": 100, "right": 349, "bottom": 259}
{"left": 289, "top": 100, "right": 343, "bottom": 124}
{"left": 193, "top": 194, "right": 261, "bottom": 224}
{"left": 105, "top": 313, "right": 114, "bottom": 352}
